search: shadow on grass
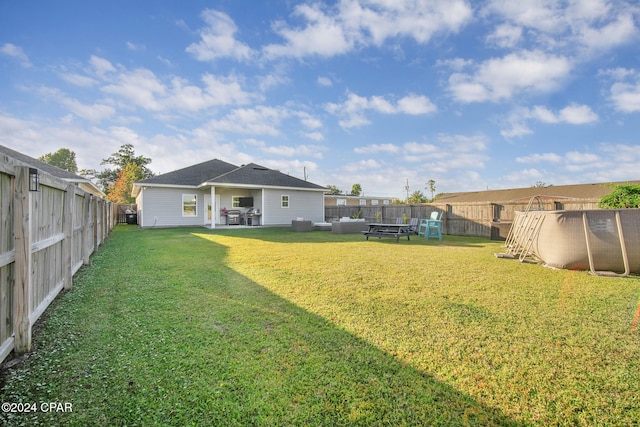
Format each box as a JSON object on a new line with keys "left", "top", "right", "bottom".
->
{"left": 0, "top": 226, "right": 517, "bottom": 426}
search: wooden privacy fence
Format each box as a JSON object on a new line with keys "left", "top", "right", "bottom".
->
{"left": 0, "top": 158, "right": 113, "bottom": 364}
{"left": 325, "top": 198, "right": 600, "bottom": 239}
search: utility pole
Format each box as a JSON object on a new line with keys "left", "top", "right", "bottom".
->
{"left": 404, "top": 179, "right": 410, "bottom": 203}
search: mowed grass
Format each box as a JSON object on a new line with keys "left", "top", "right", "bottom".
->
{"left": 1, "top": 225, "right": 639, "bottom": 426}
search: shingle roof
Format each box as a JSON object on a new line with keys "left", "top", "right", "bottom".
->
{"left": 437, "top": 180, "right": 640, "bottom": 203}
{"left": 208, "top": 163, "right": 326, "bottom": 190}
{"left": 0, "top": 144, "right": 87, "bottom": 180}
{"left": 136, "top": 159, "right": 238, "bottom": 186}
{"left": 135, "top": 160, "right": 326, "bottom": 190}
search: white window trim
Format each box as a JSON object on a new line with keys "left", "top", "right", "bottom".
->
{"left": 281, "top": 195, "right": 290, "bottom": 208}
{"left": 182, "top": 194, "right": 198, "bottom": 217}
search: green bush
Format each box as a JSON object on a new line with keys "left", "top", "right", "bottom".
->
{"left": 598, "top": 183, "right": 640, "bottom": 208}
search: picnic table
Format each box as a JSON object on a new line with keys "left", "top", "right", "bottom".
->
{"left": 362, "top": 223, "right": 411, "bottom": 242}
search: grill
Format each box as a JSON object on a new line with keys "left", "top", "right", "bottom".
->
{"left": 226, "top": 210, "right": 241, "bottom": 225}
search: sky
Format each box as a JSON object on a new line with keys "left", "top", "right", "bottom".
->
{"left": 1, "top": 0, "right": 639, "bottom": 199}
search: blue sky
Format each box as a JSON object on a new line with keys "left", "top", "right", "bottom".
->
{"left": 1, "top": 1, "right": 639, "bottom": 198}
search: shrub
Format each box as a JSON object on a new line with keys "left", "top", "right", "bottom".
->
{"left": 598, "top": 183, "right": 640, "bottom": 208}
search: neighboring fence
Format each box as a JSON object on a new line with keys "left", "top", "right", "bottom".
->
{"left": 115, "top": 204, "right": 137, "bottom": 224}
{"left": 325, "top": 198, "right": 601, "bottom": 239}
{"left": 0, "top": 155, "right": 113, "bottom": 364}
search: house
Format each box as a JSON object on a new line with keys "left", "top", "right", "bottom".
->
{"left": 0, "top": 144, "right": 105, "bottom": 197}
{"left": 324, "top": 194, "right": 394, "bottom": 207}
{"left": 131, "top": 159, "right": 327, "bottom": 228}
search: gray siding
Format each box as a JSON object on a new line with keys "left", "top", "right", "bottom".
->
{"left": 138, "top": 187, "right": 207, "bottom": 227}
{"left": 262, "top": 189, "right": 324, "bottom": 225}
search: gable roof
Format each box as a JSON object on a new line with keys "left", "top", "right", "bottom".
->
{"left": 133, "top": 159, "right": 326, "bottom": 194}
{"left": 436, "top": 180, "right": 640, "bottom": 204}
{"left": 0, "top": 144, "right": 105, "bottom": 196}
{"left": 207, "top": 163, "right": 326, "bottom": 190}
{"left": 136, "top": 159, "right": 238, "bottom": 186}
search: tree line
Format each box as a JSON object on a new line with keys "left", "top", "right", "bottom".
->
{"left": 38, "top": 144, "right": 153, "bottom": 204}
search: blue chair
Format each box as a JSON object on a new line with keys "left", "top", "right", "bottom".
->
{"left": 425, "top": 211, "right": 443, "bottom": 241}
{"left": 417, "top": 218, "right": 429, "bottom": 236}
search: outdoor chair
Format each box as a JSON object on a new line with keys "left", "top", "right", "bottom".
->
{"left": 425, "top": 211, "right": 443, "bottom": 241}
{"left": 417, "top": 218, "right": 429, "bottom": 236}
{"left": 407, "top": 217, "right": 419, "bottom": 234}
{"left": 396, "top": 217, "right": 403, "bottom": 224}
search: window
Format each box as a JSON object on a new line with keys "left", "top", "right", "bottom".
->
{"left": 182, "top": 194, "right": 197, "bottom": 216}
{"left": 337, "top": 198, "right": 347, "bottom": 206}
{"left": 383, "top": 200, "right": 390, "bottom": 205}
{"left": 371, "top": 199, "right": 379, "bottom": 206}
{"left": 359, "top": 199, "right": 366, "bottom": 206}
{"left": 281, "top": 195, "right": 289, "bottom": 208}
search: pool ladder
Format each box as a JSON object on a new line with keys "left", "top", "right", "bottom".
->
{"left": 496, "top": 196, "right": 545, "bottom": 263}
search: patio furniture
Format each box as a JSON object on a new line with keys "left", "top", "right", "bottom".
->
{"left": 425, "top": 212, "right": 443, "bottom": 241}
{"left": 291, "top": 220, "right": 312, "bottom": 232}
{"left": 417, "top": 218, "right": 429, "bottom": 236}
{"left": 362, "top": 223, "right": 411, "bottom": 242}
{"left": 407, "top": 217, "right": 419, "bottom": 234}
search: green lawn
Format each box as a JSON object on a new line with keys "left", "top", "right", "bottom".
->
{"left": 1, "top": 226, "right": 639, "bottom": 426}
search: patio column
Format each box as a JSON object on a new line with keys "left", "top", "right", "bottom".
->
{"left": 210, "top": 186, "right": 216, "bottom": 229}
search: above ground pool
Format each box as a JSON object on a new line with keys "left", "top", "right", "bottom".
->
{"left": 502, "top": 208, "right": 640, "bottom": 276}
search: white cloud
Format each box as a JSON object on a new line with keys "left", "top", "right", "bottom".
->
{"left": 0, "top": 43, "right": 32, "bottom": 67}
{"left": 326, "top": 91, "right": 436, "bottom": 129}
{"left": 397, "top": 94, "right": 437, "bottom": 115}
{"left": 575, "top": 12, "right": 638, "bottom": 52}
{"left": 89, "top": 55, "right": 116, "bottom": 78}
{"left": 186, "top": 9, "right": 254, "bottom": 61}
{"left": 484, "top": 0, "right": 639, "bottom": 54}
{"left": 449, "top": 50, "right": 572, "bottom": 103}
{"left": 516, "top": 153, "right": 563, "bottom": 163}
{"left": 126, "top": 41, "right": 145, "bottom": 51}
{"left": 262, "top": 0, "right": 473, "bottom": 59}
{"left": 102, "top": 68, "right": 166, "bottom": 111}
{"left": 610, "top": 81, "right": 640, "bottom": 113}
{"left": 264, "top": 4, "right": 354, "bottom": 59}
{"left": 60, "top": 98, "right": 116, "bottom": 122}
{"left": 354, "top": 143, "right": 400, "bottom": 154}
{"left": 205, "top": 106, "right": 286, "bottom": 136}
{"left": 260, "top": 143, "right": 326, "bottom": 159}
{"left": 531, "top": 104, "right": 598, "bottom": 124}
{"left": 59, "top": 73, "right": 98, "bottom": 87}
{"left": 317, "top": 76, "right": 333, "bottom": 87}
{"left": 486, "top": 24, "right": 523, "bottom": 48}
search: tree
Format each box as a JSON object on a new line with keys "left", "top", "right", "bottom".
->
{"left": 94, "top": 144, "right": 154, "bottom": 195}
{"left": 107, "top": 163, "right": 144, "bottom": 203}
{"left": 408, "top": 190, "right": 427, "bottom": 204}
{"left": 426, "top": 179, "right": 436, "bottom": 201}
{"left": 350, "top": 183, "right": 362, "bottom": 196}
{"left": 38, "top": 148, "right": 78, "bottom": 173}
{"left": 598, "top": 183, "right": 640, "bottom": 208}
{"left": 325, "top": 185, "right": 342, "bottom": 195}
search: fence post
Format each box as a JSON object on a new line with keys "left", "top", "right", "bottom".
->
{"left": 63, "top": 184, "right": 74, "bottom": 290}
{"left": 13, "top": 167, "right": 32, "bottom": 353}
{"left": 82, "top": 195, "right": 91, "bottom": 266}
